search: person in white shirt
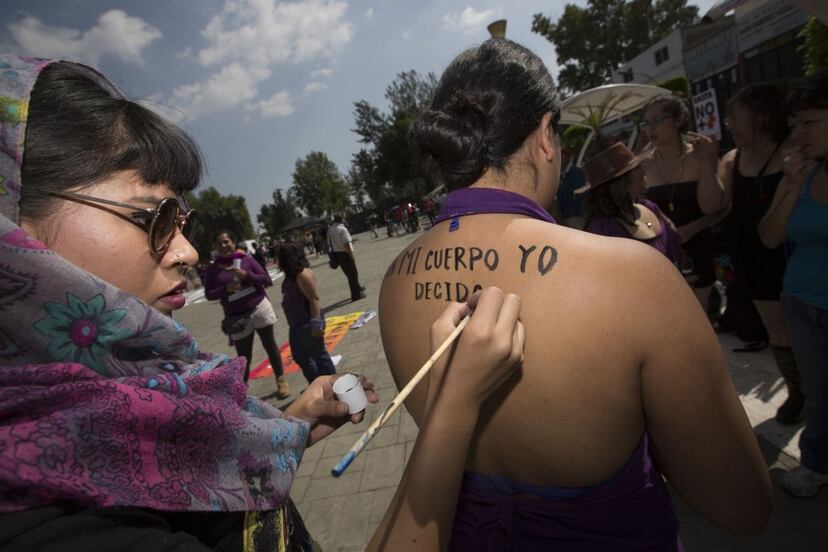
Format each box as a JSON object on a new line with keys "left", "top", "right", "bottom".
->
{"left": 327, "top": 212, "right": 366, "bottom": 301}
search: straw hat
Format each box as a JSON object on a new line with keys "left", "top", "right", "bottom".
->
{"left": 574, "top": 142, "right": 643, "bottom": 194}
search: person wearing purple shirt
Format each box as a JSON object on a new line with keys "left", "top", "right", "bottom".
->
{"left": 204, "top": 230, "right": 289, "bottom": 396}
{"left": 580, "top": 142, "right": 683, "bottom": 265}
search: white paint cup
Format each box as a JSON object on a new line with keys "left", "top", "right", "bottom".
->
{"left": 232, "top": 258, "right": 242, "bottom": 269}
{"left": 332, "top": 373, "right": 368, "bottom": 414}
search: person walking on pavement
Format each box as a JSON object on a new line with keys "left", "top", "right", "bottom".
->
{"left": 204, "top": 230, "right": 289, "bottom": 396}
{"left": 276, "top": 243, "right": 336, "bottom": 384}
{"left": 327, "top": 212, "right": 366, "bottom": 301}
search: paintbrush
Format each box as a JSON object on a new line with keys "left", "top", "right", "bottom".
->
{"left": 331, "top": 314, "right": 472, "bottom": 477}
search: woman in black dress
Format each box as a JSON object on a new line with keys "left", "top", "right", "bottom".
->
{"left": 720, "top": 83, "right": 802, "bottom": 424}
{"left": 639, "top": 95, "right": 728, "bottom": 309}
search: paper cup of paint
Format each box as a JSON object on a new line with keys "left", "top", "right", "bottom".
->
{"left": 232, "top": 258, "right": 242, "bottom": 269}
{"left": 332, "top": 373, "right": 368, "bottom": 414}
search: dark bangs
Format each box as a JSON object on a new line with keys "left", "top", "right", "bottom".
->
{"left": 785, "top": 69, "right": 828, "bottom": 115}
{"left": 115, "top": 101, "right": 203, "bottom": 194}
{"left": 21, "top": 61, "right": 203, "bottom": 221}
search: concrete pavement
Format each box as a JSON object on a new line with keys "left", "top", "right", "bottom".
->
{"left": 175, "top": 226, "right": 828, "bottom": 552}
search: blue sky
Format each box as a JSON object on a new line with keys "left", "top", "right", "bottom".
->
{"left": 1, "top": 0, "right": 717, "bottom": 225}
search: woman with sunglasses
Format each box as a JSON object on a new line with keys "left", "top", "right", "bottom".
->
{"left": 639, "top": 95, "right": 728, "bottom": 308}
{"left": 0, "top": 57, "right": 527, "bottom": 551}
{"left": 203, "top": 229, "right": 288, "bottom": 395}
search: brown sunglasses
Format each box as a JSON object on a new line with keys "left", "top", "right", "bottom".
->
{"left": 47, "top": 190, "right": 198, "bottom": 254}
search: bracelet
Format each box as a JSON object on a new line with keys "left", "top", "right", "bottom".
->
{"left": 310, "top": 317, "right": 325, "bottom": 331}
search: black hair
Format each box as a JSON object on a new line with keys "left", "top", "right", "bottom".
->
{"left": 409, "top": 38, "right": 561, "bottom": 190}
{"left": 20, "top": 61, "right": 203, "bottom": 221}
{"left": 643, "top": 95, "right": 691, "bottom": 133}
{"left": 785, "top": 69, "right": 828, "bottom": 115}
{"left": 215, "top": 229, "right": 235, "bottom": 242}
{"left": 728, "top": 83, "right": 789, "bottom": 143}
{"left": 276, "top": 242, "right": 309, "bottom": 280}
{"left": 584, "top": 173, "right": 637, "bottom": 227}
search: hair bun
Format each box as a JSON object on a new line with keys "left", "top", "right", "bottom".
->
{"left": 409, "top": 95, "right": 488, "bottom": 189}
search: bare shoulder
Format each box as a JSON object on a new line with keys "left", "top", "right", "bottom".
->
{"left": 721, "top": 148, "right": 737, "bottom": 164}
{"left": 297, "top": 267, "right": 314, "bottom": 282}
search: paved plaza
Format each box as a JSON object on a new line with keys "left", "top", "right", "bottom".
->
{"left": 175, "top": 226, "right": 828, "bottom": 552}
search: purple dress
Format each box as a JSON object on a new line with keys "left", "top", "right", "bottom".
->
{"left": 450, "top": 435, "right": 681, "bottom": 551}
{"left": 586, "top": 199, "right": 682, "bottom": 264}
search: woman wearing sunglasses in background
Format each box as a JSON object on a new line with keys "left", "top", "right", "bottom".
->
{"left": 0, "top": 56, "right": 527, "bottom": 551}
{"left": 203, "top": 229, "right": 289, "bottom": 395}
{"left": 639, "top": 95, "right": 728, "bottom": 311}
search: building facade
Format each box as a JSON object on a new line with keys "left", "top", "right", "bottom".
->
{"left": 613, "top": 28, "right": 687, "bottom": 84}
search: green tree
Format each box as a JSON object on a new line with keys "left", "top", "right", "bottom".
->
{"left": 800, "top": 17, "right": 828, "bottom": 75}
{"left": 258, "top": 188, "right": 299, "bottom": 237}
{"left": 291, "top": 151, "right": 351, "bottom": 218}
{"left": 385, "top": 70, "right": 439, "bottom": 117}
{"left": 352, "top": 100, "right": 388, "bottom": 146}
{"left": 348, "top": 149, "right": 387, "bottom": 209}
{"left": 656, "top": 75, "right": 691, "bottom": 97}
{"left": 532, "top": 0, "right": 698, "bottom": 95}
{"left": 185, "top": 186, "right": 254, "bottom": 258}
{"left": 351, "top": 70, "right": 438, "bottom": 204}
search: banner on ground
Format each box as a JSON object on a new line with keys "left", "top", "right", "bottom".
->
{"left": 250, "top": 311, "right": 366, "bottom": 380}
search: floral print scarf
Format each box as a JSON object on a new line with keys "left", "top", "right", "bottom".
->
{"left": 0, "top": 55, "right": 309, "bottom": 515}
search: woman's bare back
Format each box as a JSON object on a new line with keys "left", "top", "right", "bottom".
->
{"left": 380, "top": 214, "right": 660, "bottom": 487}
{"left": 381, "top": 213, "right": 770, "bottom": 532}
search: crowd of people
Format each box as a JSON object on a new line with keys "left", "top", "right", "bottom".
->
{"left": 560, "top": 73, "right": 827, "bottom": 498}
{"left": 0, "top": 30, "right": 824, "bottom": 552}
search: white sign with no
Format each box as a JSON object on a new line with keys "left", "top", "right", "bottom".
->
{"left": 692, "top": 90, "right": 722, "bottom": 140}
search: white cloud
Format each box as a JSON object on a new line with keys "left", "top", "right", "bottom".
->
{"left": 245, "top": 90, "right": 295, "bottom": 118}
{"left": 162, "top": 0, "right": 352, "bottom": 121}
{"left": 304, "top": 81, "right": 328, "bottom": 92}
{"left": 364, "top": 7, "right": 374, "bottom": 19}
{"left": 197, "top": 0, "right": 352, "bottom": 67}
{"left": 7, "top": 9, "right": 161, "bottom": 66}
{"left": 169, "top": 62, "right": 270, "bottom": 120}
{"left": 442, "top": 6, "right": 498, "bottom": 34}
{"left": 402, "top": 28, "right": 413, "bottom": 40}
{"left": 310, "top": 67, "right": 333, "bottom": 79}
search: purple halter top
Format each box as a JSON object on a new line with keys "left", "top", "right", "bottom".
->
{"left": 433, "top": 188, "right": 682, "bottom": 551}
{"left": 435, "top": 187, "right": 557, "bottom": 226}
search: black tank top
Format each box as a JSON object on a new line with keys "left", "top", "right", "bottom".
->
{"left": 644, "top": 181, "right": 703, "bottom": 227}
{"left": 726, "top": 149, "right": 787, "bottom": 299}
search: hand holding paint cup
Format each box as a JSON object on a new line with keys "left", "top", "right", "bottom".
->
{"left": 332, "top": 373, "right": 369, "bottom": 414}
